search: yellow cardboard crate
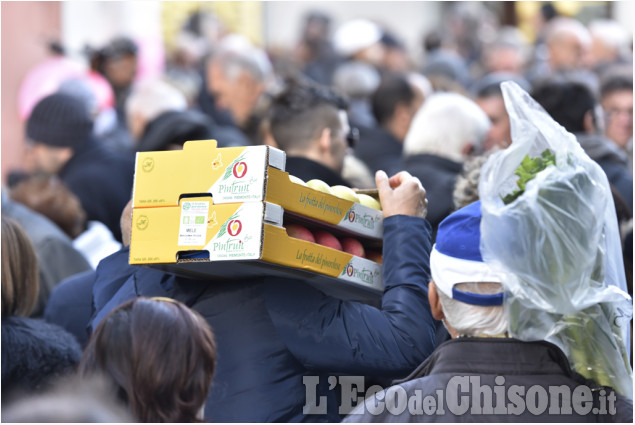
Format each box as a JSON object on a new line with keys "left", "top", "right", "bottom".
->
{"left": 133, "top": 139, "right": 383, "bottom": 239}
{"left": 130, "top": 199, "right": 383, "bottom": 300}
{"left": 133, "top": 140, "right": 286, "bottom": 207}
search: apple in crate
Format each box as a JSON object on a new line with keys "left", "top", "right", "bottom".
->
{"left": 357, "top": 194, "right": 382, "bottom": 210}
{"left": 286, "top": 224, "right": 315, "bottom": 243}
{"left": 307, "top": 179, "right": 333, "bottom": 195}
{"left": 341, "top": 237, "right": 365, "bottom": 258}
{"left": 307, "top": 179, "right": 333, "bottom": 194}
{"left": 289, "top": 175, "right": 307, "bottom": 186}
{"left": 366, "top": 250, "right": 383, "bottom": 264}
{"left": 330, "top": 185, "right": 360, "bottom": 203}
{"left": 314, "top": 230, "right": 343, "bottom": 251}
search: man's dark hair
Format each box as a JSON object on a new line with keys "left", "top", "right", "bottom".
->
{"left": 540, "top": 2, "right": 559, "bottom": 22}
{"left": 531, "top": 79, "right": 596, "bottom": 134}
{"left": 269, "top": 78, "right": 348, "bottom": 152}
{"left": 600, "top": 71, "right": 633, "bottom": 99}
{"left": 371, "top": 74, "right": 415, "bottom": 127}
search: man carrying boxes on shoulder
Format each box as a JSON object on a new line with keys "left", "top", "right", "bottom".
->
{"left": 89, "top": 167, "right": 438, "bottom": 422}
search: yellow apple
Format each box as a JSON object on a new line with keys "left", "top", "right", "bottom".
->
{"left": 330, "top": 185, "right": 360, "bottom": 203}
{"left": 357, "top": 194, "right": 382, "bottom": 210}
{"left": 289, "top": 175, "right": 307, "bottom": 186}
{"left": 307, "top": 179, "right": 333, "bottom": 195}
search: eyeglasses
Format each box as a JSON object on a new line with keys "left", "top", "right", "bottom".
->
{"left": 604, "top": 108, "right": 633, "bottom": 120}
{"left": 346, "top": 127, "right": 359, "bottom": 148}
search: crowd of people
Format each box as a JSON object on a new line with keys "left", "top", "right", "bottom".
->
{"left": 1, "top": 3, "right": 633, "bottom": 422}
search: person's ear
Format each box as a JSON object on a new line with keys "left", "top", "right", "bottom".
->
{"left": 318, "top": 127, "right": 332, "bottom": 153}
{"left": 395, "top": 102, "right": 415, "bottom": 124}
{"left": 58, "top": 147, "right": 75, "bottom": 165}
{"left": 461, "top": 142, "right": 475, "bottom": 156}
{"left": 428, "top": 281, "right": 445, "bottom": 321}
{"left": 583, "top": 109, "right": 596, "bottom": 134}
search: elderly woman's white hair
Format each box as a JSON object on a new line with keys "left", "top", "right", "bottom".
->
{"left": 403, "top": 92, "right": 490, "bottom": 162}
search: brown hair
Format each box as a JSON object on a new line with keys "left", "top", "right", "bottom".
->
{"left": 78, "top": 297, "right": 216, "bottom": 422}
{"left": 10, "top": 175, "right": 86, "bottom": 239}
{"left": 1, "top": 216, "right": 39, "bottom": 318}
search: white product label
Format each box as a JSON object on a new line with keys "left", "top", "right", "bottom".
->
{"left": 205, "top": 203, "right": 264, "bottom": 260}
{"left": 339, "top": 256, "right": 383, "bottom": 291}
{"left": 209, "top": 147, "right": 267, "bottom": 203}
{"left": 178, "top": 201, "right": 210, "bottom": 246}
{"left": 337, "top": 204, "right": 384, "bottom": 239}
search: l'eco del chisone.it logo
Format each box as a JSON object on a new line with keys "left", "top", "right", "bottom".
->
{"left": 232, "top": 161, "right": 248, "bottom": 178}
{"left": 227, "top": 219, "right": 243, "bottom": 236}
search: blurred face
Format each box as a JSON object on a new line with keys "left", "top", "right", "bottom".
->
{"left": 587, "top": 37, "right": 617, "bottom": 68}
{"left": 208, "top": 60, "right": 262, "bottom": 127}
{"left": 485, "top": 46, "right": 523, "bottom": 74}
{"left": 602, "top": 89, "right": 633, "bottom": 148}
{"left": 24, "top": 142, "right": 73, "bottom": 175}
{"left": 476, "top": 95, "right": 512, "bottom": 150}
{"left": 548, "top": 33, "right": 588, "bottom": 71}
{"left": 104, "top": 54, "right": 138, "bottom": 89}
{"left": 383, "top": 47, "right": 410, "bottom": 73}
{"left": 354, "top": 42, "right": 385, "bottom": 67}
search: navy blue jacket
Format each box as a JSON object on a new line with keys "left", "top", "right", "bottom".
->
{"left": 44, "top": 270, "right": 96, "bottom": 348}
{"left": 90, "top": 215, "right": 437, "bottom": 422}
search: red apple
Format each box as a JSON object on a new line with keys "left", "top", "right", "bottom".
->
{"left": 314, "top": 230, "right": 343, "bottom": 251}
{"left": 366, "top": 250, "right": 383, "bottom": 264}
{"left": 286, "top": 224, "right": 315, "bottom": 243}
{"left": 340, "top": 237, "right": 366, "bottom": 258}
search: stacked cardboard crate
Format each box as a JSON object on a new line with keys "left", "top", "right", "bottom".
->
{"left": 130, "top": 139, "right": 384, "bottom": 302}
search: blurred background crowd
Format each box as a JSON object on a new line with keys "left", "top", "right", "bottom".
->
{"left": 0, "top": 1, "right": 633, "bottom": 422}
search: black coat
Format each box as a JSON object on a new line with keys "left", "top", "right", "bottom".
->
{"left": 576, "top": 133, "right": 633, "bottom": 211}
{"left": 286, "top": 156, "right": 352, "bottom": 187}
{"left": 59, "top": 136, "right": 135, "bottom": 243}
{"left": 403, "top": 153, "right": 463, "bottom": 230}
{"left": 1, "top": 316, "right": 82, "bottom": 399}
{"left": 344, "top": 337, "right": 633, "bottom": 422}
{"left": 355, "top": 126, "right": 404, "bottom": 176}
{"left": 90, "top": 215, "right": 438, "bottom": 422}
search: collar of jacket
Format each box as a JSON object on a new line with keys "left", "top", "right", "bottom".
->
{"left": 285, "top": 156, "right": 351, "bottom": 187}
{"left": 575, "top": 132, "right": 629, "bottom": 165}
{"left": 403, "top": 153, "right": 463, "bottom": 173}
{"left": 58, "top": 134, "right": 101, "bottom": 177}
{"left": 393, "top": 337, "right": 575, "bottom": 385}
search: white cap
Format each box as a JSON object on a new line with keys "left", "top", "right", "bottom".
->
{"left": 333, "top": 19, "right": 382, "bottom": 57}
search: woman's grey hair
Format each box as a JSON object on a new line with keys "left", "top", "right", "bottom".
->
{"left": 437, "top": 282, "right": 508, "bottom": 336}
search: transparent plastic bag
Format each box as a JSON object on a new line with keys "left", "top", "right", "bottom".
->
{"left": 478, "top": 81, "right": 633, "bottom": 397}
